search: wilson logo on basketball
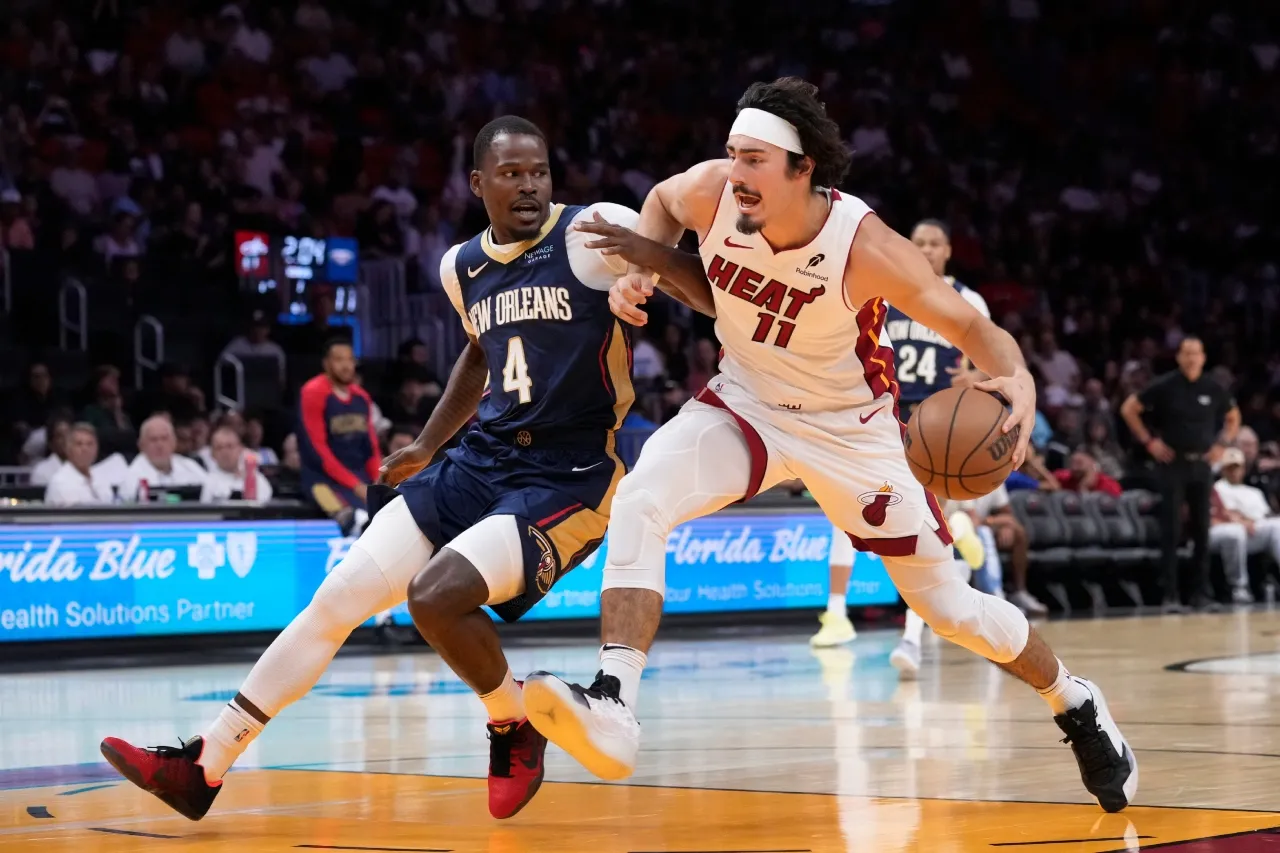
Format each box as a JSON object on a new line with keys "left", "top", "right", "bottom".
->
{"left": 529, "top": 526, "right": 559, "bottom": 594}
{"left": 986, "top": 425, "right": 1021, "bottom": 462}
{"left": 858, "top": 482, "right": 903, "bottom": 528}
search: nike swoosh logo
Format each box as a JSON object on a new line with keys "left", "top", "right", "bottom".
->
{"left": 571, "top": 462, "right": 605, "bottom": 472}
{"left": 859, "top": 407, "right": 884, "bottom": 424}
{"left": 468, "top": 262, "right": 489, "bottom": 278}
{"left": 724, "top": 237, "right": 751, "bottom": 249}
{"left": 519, "top": 751, "right": 543, "bottom": 771}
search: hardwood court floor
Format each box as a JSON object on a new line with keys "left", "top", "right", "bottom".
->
{"left": 4, "top": 611, "right": 1280, "bottom": 851}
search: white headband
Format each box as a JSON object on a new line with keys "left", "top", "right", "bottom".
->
{"left": 730, "top": 108, "right": 804, "bottom": 155}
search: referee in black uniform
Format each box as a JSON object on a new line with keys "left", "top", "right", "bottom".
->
{"left": 1121, "top": 337, "right": 1240, "bottom": 611}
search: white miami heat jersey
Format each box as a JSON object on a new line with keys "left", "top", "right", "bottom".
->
{"left": 698, "top": 181, "right": 889, "bottom": 411}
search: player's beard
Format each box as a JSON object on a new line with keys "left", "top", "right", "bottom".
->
{"left": 735, "top": 213, "right": 763, "bottom": 235}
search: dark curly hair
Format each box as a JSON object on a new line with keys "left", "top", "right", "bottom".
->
{"left": 736, "top": 77, "right": 852, "bottom": 189}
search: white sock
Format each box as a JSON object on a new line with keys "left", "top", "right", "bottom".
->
{"left": 1037, "top": 659, "right": 1094, "bottom": 715}
{"left": 599, "top": 643, "right": 647, "bottom": 708}
{"left": 902, "top": 609, "right": 926, "bottom": 645}
{"left": 826, "top": 593, "right": 846, "bottom": 617}
{"left": 479, "top": 670, "right": 525, "bottom": 723}
{"left": 199, "top": 699, "right": 266, "bottom": 783}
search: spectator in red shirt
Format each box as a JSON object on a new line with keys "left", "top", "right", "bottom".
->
{"left": 297, "top": 339, "right": 382, "bottom": 527}
{"left": 1054, "top": 449, "right": 1123, "bottom": 497}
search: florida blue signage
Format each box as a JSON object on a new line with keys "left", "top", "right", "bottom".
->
{"left": 0, "top": 513, "right": 897, "bottom": 642}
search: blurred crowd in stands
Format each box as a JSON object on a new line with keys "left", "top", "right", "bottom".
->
{"left": 0, "top": 0, "right": 1278, "bottom": 521}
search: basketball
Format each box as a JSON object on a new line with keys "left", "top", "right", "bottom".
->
{"left": 904, "top": 387, "right": 1019, "bottom": 500}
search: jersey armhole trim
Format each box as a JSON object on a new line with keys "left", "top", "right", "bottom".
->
{"left": 841, "top": 207, "right": 875, "bottom": 313}
{"left": 697, "top": 179, "right": 729, "bottom": 248}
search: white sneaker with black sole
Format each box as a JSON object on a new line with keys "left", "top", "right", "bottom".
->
{"left": 1053, "top": 678, "right": 1139, "bottom": 812}
{"left": 523, "top": 670, "right": 640, "bottom": 781}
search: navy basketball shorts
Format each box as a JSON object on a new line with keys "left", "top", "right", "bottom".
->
{"left": 397, "top": 430, "right": 621, "bottom": 622}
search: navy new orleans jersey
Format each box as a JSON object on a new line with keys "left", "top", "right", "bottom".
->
{"left": 883, "top": 276, "right": 990, "bottom": 405}
{"left": 397, "top": 202, "right": 638, "bottom": 621}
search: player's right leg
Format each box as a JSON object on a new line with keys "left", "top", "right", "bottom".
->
{"left": 100, "top": 493, "right": 432, "bottom": 820}
{"left": 524, "top": 397, "right": 778, "bottom": 780}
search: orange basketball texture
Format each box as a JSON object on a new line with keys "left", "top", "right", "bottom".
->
{"left": 903, "top": 387, "right": 1019, "bottom": 501}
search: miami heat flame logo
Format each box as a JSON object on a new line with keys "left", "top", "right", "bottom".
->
{"left": 858, "top": 482, "right": 903, "bottom": 527}
{"left": 529, "top": 526, "right": 559, "bottom": 594}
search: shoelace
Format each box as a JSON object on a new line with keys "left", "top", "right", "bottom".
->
{"left": 580, "top": 671, "right": 624, "bottom": 705}
{"left": 487, "top": 726, "right": 517, "bottom": 778}
{"left": 1059, "top": 711, "right": 1115, "bottom": 780}
{"left": 145, "top": 738, "right": 192, "bottom": 759}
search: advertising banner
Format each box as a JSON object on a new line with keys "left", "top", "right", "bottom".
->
{"left": 0, "top": 513, "right": 898, "bottom": 643}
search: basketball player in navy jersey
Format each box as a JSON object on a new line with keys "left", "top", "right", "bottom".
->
{"left": 99, "top": 117, "right": 703, "bottom": 822}
{"left": 881, "top": 219, "right": 1048, "bottom": 675}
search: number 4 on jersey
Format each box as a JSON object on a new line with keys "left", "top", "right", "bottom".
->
{"left": 503, "top": 336, "right": 534, "bottom": 403}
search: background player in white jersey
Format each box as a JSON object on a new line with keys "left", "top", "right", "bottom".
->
{"left": 524, "top": 78, "right": 1137, "bottom": 813}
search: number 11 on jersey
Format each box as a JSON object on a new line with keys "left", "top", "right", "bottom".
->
{"left": 503, "top": 336, "right": 534, "bottom": 403}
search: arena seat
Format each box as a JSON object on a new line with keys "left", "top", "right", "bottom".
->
{"left": 1051, "top": 491, "right": 1110, "bottom": 568}
{"left": 1009, "top": 490, "right": 1072, "bottom": 570}
{"left": 1085, "top": 493, "right": 1146, "bottom": 568}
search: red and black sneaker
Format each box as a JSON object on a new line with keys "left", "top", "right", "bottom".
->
{"left": 486, "top": 719, "right": 546, "bottom": 819}
{"left": 100, "top": 735, "right": 222, "bottom": 821}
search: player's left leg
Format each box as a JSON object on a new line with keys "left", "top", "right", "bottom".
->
{"left": 798, "top": 409, "right": 1137, "bottom": 813}
{"left": 405, "top": 514, "right": 547, "bottom": 820}
{"left": 812, "top": 527, "right": 856, "bottom": 647}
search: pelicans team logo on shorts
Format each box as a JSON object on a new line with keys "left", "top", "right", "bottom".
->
{"left": 529, "top": 526, "right": 559, "bottom": 594}
{"left": 858, "top": 482, "right": 903, "bottom": 527}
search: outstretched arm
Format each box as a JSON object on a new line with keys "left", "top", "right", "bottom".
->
{"left": 574, "top": 211, "right": 716, "bottom": 317}
{"left": 581, "top": 159, "right": 729, "bottom": 324}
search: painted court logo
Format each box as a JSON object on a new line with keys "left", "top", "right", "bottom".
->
{"left": 529, "top": 526, "right": 559, "bottom": 594}
{"left": 858, "top": 482, "right": 903, "bottom": 528}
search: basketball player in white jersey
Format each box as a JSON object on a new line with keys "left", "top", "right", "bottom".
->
{"left": 524, "top": 78, "right": 1137, "bottom": 813}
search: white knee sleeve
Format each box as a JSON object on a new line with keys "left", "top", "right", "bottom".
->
{"left": 443, "top": 514, "right": 526, "bottom": 605}
{"left": 242, "top": 543, "right": 402, "bottom": 717}
{"left": 601, "top": 478, "right": 671, "bottom": 597}
{"left": 312, "top": 544, "right": 403, "bottom": 630}
{"left": 352, "top": 495, "right": 437, "bottom": 597}
{"left": 599, "top": 401, "right": 759, "bottom": 598}
{"left": 884, "top": 552, "right": 1029, "bottom": 663}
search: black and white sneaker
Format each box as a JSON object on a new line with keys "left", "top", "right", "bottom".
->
{"left": 1054, "top": 678, "right": 1139, "bottom": 813}
{"left": 523, "top": 670, "right": 639, "bottom": 781}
